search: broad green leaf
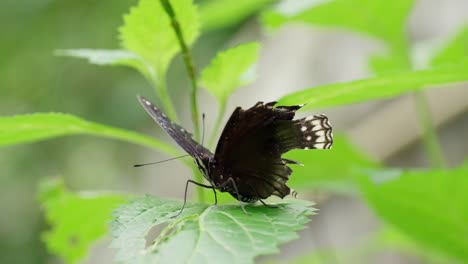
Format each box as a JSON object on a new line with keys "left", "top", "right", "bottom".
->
{"left": 119, "top": 0, "right": 199, "bottom": 78}
{"left": 262, "top": 0, "right": 414, "bottom": 72}
{"left": 262, "top": 0, "right": 412, "bottom": 47}
{"left": 200, "top": 42, "right": 260, "bottom": 105}
{"left": 431, "top": 26, "right": 468, "bottom": 67}
{"left": 359, "top": 166, "right": 468, "bottom": 262}
{"left": 111, "top": 196, "right": 315, "bottom": 264}
{"left": 39, "top": 178, "right": 126, "bottom": 263}
{"left": 199, "top": 0, "right": 275, "bottom": 31}
{"left": 278, "top": 62, "right": 468, "bottom": 110}
{"left": 0, "top": 113, "right": 177, "bottom": 156}
{"left": 285, "top": 135, "right": 378, "bottom": 193}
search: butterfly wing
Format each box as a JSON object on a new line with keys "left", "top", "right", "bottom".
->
{"left": 137, "top": 96, "right": 213, "bottom": 175}
{"left": 213, "top": 102, "right": 333, "bottom": 200}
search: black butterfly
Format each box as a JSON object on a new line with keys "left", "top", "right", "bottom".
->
{"left": 137, "top": 96, "right": 333, "bottom": 215}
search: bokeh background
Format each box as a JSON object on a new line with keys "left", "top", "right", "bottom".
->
{"left": 1, "top": 0, "right": 467, "bottom": 263}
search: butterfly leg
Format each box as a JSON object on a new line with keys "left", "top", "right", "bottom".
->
{"left": 223, "top": 177, "right": 250, "bottom": 215}
{"left": 173, "top": 179, "right": 215, "bottom": 218}
{"left": 249, "top": 185, "right": 278, "bottom": 208}
{"left": 258, "top": 199, "right": 279, "bottom": 208}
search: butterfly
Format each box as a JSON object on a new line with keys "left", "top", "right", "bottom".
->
{"left": 137, "top": 95, "right": 333, "bottom": 215}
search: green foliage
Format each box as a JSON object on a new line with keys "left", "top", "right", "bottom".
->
{"left": 431, "top": 26, "right": 468, "bottom": 67}
{"left": 278, "top": 61, "right": 468, "bottom": 109}
{"left": 200, "top": 42, "right": 260, "bottom": 106}
{"left": 111, "top": 196, "right": 315, "bottom": 264}
{"left": 0, "top": 113, "right": 178, "bottom": 156}
{"left": 4, "top": 0, "right": 467, "bottom": 262}
{"left": 285, "top": 135, "right": 378, "bottom": 193}
{"left": 262, "top": 0, "right": 414, "bottom": 72}
{"left": 39, "top": 178, "right": 126, "bottom": 263}
{"left": 359, "top": 166, "right": 468, "bottom": 262}
{"left": 200, "top": 0, "right": 275, "bottom": 31}
{"left": 120, "top": 0, "right": 199, "bottom": 78}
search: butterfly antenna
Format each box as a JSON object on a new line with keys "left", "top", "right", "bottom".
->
{"left": 133, "top": 155, "right": 189, "bottom": 167}
{"left": 201, "top": 113, "right": 206, "bottom": 146}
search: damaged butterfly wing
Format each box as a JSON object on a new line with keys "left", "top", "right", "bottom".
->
{"left": 213, "top": 101, "right": 333, "bottom": 201}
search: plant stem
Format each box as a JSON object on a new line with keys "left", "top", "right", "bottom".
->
{"left": 208, "top": 102, "right": 227, "bottom": 149}
{"left": 191, "top": 164, "right": 205, "bottom": 203}
{"left": 153, "top": 71, "right": 179, "bottom": 122}
{"left": 160, "top": 0, "right": 200, "bottom": 142}
{"left": 413, "top": 90, "right": 446, "bottom": 168}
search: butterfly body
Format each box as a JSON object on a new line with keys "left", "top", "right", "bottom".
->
{"left": 137, "top": 96, "right": 333, "bottom": 208}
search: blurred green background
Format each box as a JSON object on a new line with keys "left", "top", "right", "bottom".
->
{"left": 1, "top": 0, "right": 467, "bottom": 263}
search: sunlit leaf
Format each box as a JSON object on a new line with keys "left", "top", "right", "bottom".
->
{"left": 111, "top": 196, "right": 315, "bottom": 264}
{"left": 199, "top": 0, "right": 275, "bottom": 31}
{"left": 119, "top": 0, "right": 199, "bottom": 78}
{"left": 285, "top": 135, "right": 378, "bottom": 193}
{"left": 200, "top": 42, "right": 260, "bottom": 106}
{"left": 360, "top": 166, "right": 468, "bottom": 262}
{"left": 39, "top": 178, "right": 126, "bottom": 264}
{"left": 278, "top": 62, "right": 468, "bottom": 109}
{"left": 0, "top": 113, "right": 178, "bottom": 156}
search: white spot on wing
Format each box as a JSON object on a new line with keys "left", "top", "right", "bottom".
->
{"left": 316, "top": 136, "right": 326, "bottom": 142}
{"left": 312, "top": 125, "right": 322, "bottom": 132}
{"left": 301, "top": 126, "right": 307, "bottom": 132}
{"left": 144, "top": 100, "right": 151, "bottom": 106}
{"left": 304, "top": 147, "right": 309, "bottom": 150}
{"left": 314, "top": 143, "right": 326, "bottom": 149}
{"left": 306, "top": 136, "right": 312, "bottom": 141}
{"left": 315, "top": 130, "right": 325, "bottom": 136}
{"left": 311, "top": 119, "right": 321, "bottom": 126}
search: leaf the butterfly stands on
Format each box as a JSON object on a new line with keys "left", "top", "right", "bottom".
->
{"left": 137, "top": 96, "right": 333, "bottom": 213}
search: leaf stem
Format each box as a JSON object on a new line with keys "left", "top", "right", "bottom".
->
{"left": 191, "top": 165, "right": 206, "bottom": 203}
{"left": 413, "top": 90, "right": 446, "bottom": 168}
{"left": 160, "top": 0, "right": 200, "bottom": 141}
{"left": 152, "top": 71, "right": 179, "bottom": 122}
{"left": 208, "top": 102, "right": 227, "bottom": 149}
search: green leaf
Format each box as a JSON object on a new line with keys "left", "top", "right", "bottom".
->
{"left": 285, "top": 135, "right": 378, "bottom": 193}
{"left": 263, "top": 0, "right": 413, "bottom": 46}
{"left": 0, "top": 113, "right": 177, "bottom": 156}
{"left": 278, "top": 62, "right": 468, "bottom": 110}
{"left": 200, "top": 42, "right": 260, "bottom": 105}
{"left": 262, "top": 0, "right": 414, "bottom": 72}
{"left": 431, "top": 26, "right": 468, "bottom": 67}
{"left": 111, "top": 196, "right": 315, "bottom": 264}
{"left": 119, "top": 0, "right": 200, "bottom": 78}
{"left": 199, "top": 0, "right": 275, "bottom": 31}
{"left": 359, "top": 166, "right": 468, "bottom": 262}
{"left": 39, "top": 178, "right": 126, "bottom": 263}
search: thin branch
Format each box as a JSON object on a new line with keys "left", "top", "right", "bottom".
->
{"left": 160, "top": 0, "right": 200, "bottom": 141}
{"left": 413, "top": 90, "right": 446, "bottom": 168}
{"left": 151, "top": 71, "right": 179, "bottom": 122}
{"left": 208, "top": 103, "right": 227, "bottom": 149}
